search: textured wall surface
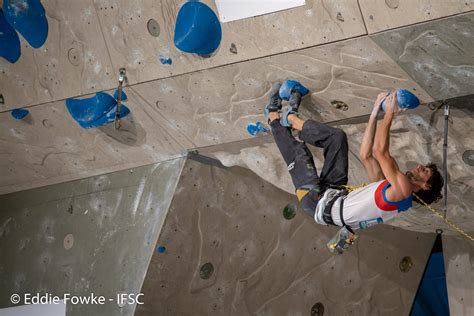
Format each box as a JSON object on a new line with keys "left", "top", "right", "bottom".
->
{"left": 0, "top": 0, "right": 116, "bottom": 112}
{"left": 0, "top": 157, "right": 184, "bottom": 315}
{"left": 444, "top": 235, "right": 474, "bottom": 315}
{"left": 93, "top": 0, "right": 366, "bottom": 85}
{"left": 0, "top": 0, "right": 366, "bottom": 110}
{"left": 137, "top": 158, "right": 434, "bottom": 315}
{"left": 0, "top": 2, "right": 473, "bottom": 314}
{"left": 0, "top": 88, "right": 190, "bottom": 195}
{"left": 359, "top": 0, "right": 474, "bottom": 33}
{"left": 372, "top": 12, "right": 474, "bottom": 100}
{"left": 0, "top": 36, "right": 432, "bottom": 195}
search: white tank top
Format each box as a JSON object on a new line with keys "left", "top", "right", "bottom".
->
{"left": 329, "top": 179, "right": 413, "bottom": 231}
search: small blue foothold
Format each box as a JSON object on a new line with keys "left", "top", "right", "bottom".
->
{"left": 247, "top": 121, "right": 269, "bottom": 136}
{"left": 279, "top": 80, "right": 309, "bottom": 101}
{"left": 159, "top": 56, "right": 172, "bottom": 65}
{"left": 157, "top": 246, "right": 166, "bottom": 253}
{"left": 11, "top": 108, "right": 29, "bottom": 120}
{"left": 174, "top": 1, "right": 222, "bottom": 56}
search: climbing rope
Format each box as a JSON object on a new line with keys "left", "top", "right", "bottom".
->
{"left": 342, "top": 183, "right": 368, "bottom": 193}
{"left": 341, "top": 184, "right": 473, "bottom": 241}
{"left": 412, "top": 192, "right": 474, "bottom": 242}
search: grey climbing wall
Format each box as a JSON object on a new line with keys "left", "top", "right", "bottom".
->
{"left": 444, "top": 235, "right": 474, "bottom": 315}
{"left": 0, "top": 157, "right": 185, "bottom": 315}
{"left": 371, "top": 12, "right": 474, "bottom": 100}
{"left": 136, "top": 157, "right": 435, "bottom": 315}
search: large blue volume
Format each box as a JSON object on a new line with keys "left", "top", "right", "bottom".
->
{"left": 3, "top": 0, "right": 48, "bottom": 48}
{"left": 0, "top": 9, "right": 21, "bottom": 63}
{"left": 381, "top": 89, "right": 420, "bottom": 112}
{"left": 410, "top": 234, "right": 450, "bottom": 316}
{"left": 65, "top": 92, "right": 130, "bottom": 129}
{"left": 174, "top": 1, "right": 221, "bottom": 56}
{"left": 279, "top": 80, "right": 309, "bottom": 101}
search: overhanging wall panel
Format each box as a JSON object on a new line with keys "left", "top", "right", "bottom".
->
{"left": 0, "top": 157, "right": 184, "bottom": 316}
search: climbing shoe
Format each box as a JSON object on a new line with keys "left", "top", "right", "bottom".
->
{"left": 280, "top": 106, "right": 298, "bottom": 128}
{"left": 264, "top": 83, "right": 282, "bottom": 120}
{"left": 289, "top": 91, "right": 302, "bottom": 112}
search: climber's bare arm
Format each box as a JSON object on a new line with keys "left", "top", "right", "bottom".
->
{"left": 360, "top": 92, "right": 387, "bottom": 182}
{"left": 373, "top": 94, "right": 412, "bottom": 199}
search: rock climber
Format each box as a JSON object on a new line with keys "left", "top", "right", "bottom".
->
{"left": 264, "top": 81, "right": 444, "bottom": 252}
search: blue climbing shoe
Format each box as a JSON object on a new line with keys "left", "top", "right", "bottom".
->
{"left": 264, "top": 83, "right": 282, "bottom": 120}
{"left": 280, "top": 106, "right": 298, "bottom": 128}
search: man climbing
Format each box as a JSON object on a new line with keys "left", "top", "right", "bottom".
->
{"left": 265, "top": 82, "right": 444, "bottom": 253}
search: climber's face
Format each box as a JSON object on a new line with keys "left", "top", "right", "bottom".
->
{"left": 408, "top": 164, "right": 433, "bottom": 191}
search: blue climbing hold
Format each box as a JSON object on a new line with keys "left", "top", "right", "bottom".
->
{"left": 65, "top": 92, "right": 130, "bottom": 129}
{"left": 381, "top": 89, "right": 420, "bottom": 112}
{"left": 174, "top": 1, "right": 221, "bottom": 56}
{"left": 113, "top": 89, "right": 128, "bottom": 102}
{"left": 3, "top": 0, "right": 48, "bottom": 49}
{"left": 0, "top": 9, "right": 21, "bottom": 63}
{"left": 279, "top": 80, "right": 309, "bottom": 101}
{"left": 247, "top": 121, "right": 269, "bottom": 136}
{"left": 159, "top": 56, "right": 172, "bottom": 65}
{"left": 11, "top": 108, "right": 29, "bottom": 120}
{"left": 157, "top": 246, "right": 166, "bottom": 253}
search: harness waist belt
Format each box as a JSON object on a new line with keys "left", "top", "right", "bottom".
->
{"left": 322, "top": 189, "right": 350, "bottom": 230}
{"left": 323, "top": 191, "right": 343, "bottom": 226}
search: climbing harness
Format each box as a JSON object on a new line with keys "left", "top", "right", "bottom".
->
{"left": 318, "top": 187, "right": 357, "bottom": 254}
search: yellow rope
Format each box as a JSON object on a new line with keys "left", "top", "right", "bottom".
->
{"left": 342, "top": 184, "right": 474, "bottom": 242}
{"left": 412, "top": 192, "right": 474, "bottom": 242}
{"left": 342, "top": 183, "right": 369, "bottom": 193}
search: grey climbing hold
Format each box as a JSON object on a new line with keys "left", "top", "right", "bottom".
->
{"left": 283, "top": 203, "right": 296, "bottom": 220}
{"left": 336, "top": 12, "right": 344, "bottom": 22}
{"left": 462, "top": 150, "right": 474, "bottom": 166}
{"left": 147, "top": 18, "right": 161, "bottom": 37}
{"left": 385, "top": 0, "right": 400, "bottom": 9}
{"left": 399, "top": 256, "right": 413, "bottom": 272}
{"left": 230, "top": 43, "right": 237, "bottom": 54}
{"left": 68, "top": 47, "right": 81, "bottom": 66}
{"left": 199, "top": 262, "right": 214, "bottom": 279}
{"left": 331, "top": 100, "right": 349, "bottom": 111}
{"left": 63, "top": 233, "right": 74, "bottom": 250}
{"left": 311, "top": 302, "right": 324, "bottom": 316}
